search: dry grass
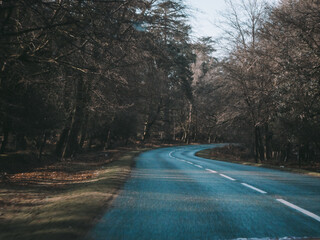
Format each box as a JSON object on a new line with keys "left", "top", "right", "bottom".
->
{"left": 0, "top": 148, "right": 146, "bottom": 240}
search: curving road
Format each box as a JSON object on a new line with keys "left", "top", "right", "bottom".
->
{"left": 88, "top": 144, "right": 320, "bottom": 240}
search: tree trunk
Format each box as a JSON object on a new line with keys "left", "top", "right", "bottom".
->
{"left": 257, "top": 126, "right": 265, "bottom": 162}
{"left": 79, "top": 112, "right": 89, "bottom": 150}
{"left": 105, "top": 128, "right": 112, "bottom": 150}
{"left": 62, "top": 75, "right": 85, "bottom": 159}
{"left": 173, "top": 118, "right": 176, "bottom": 141}
{"left": 38, "top": 132, "right": 47, "bottom": 161}
{"left": 182, "top": 129, "right": 187, "bottom": 143}
{"left": 142, "top": 120, "right": 152, "bottom": 141}
{"left": 142, "top": 105, "right": 161, "bottom": 141}
{"left": 254, "top": 126, "right": 259, "bottom": 163}
{"left": 0, "top": 128, "right": 9, "bottom": 154}
{"left": 193, "top": 110, "right": 198, "bottom": 142}
{"left": 15, "top": 133, "right": 26, "bottom": 151}
{"left": 254, "top": 126, "right": 265, "bottom": 162}
{"left": 285, "top": 142, "right": 291, "bottom": 162}
{"left": 265, "top": 124, "right": 272, "bottom": 161}
{"left": 56, "top": 126, "right": 70, "bottom": 157}
{"left": 163, "top": 103, "right": 170, "bottom": 141}
{"left": 185, "top": 101, "right": 193, "bottom": 144}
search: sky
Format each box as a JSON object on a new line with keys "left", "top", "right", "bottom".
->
{"left": 186, "top": 0, "right": 226, "bottom": 39}
{"left": 185, "top": 0, "right": 279, "bottom": 39}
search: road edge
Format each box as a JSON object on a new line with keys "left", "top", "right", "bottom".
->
{"left": 196, "top": 148, "right": 320, "bottom": 178}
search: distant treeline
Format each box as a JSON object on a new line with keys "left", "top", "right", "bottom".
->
{"left": 0, "top": 0, "right": 319, "bottom": 165}
{"left": 194, "top": 0, "right": 320, "bottom": 163}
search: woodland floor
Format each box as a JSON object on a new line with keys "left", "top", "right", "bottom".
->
{"left": 196, "top": 145, "right": 320, "bottom": 177}
{"left": 0, "top": 144, "right": 164, "bottom": 240}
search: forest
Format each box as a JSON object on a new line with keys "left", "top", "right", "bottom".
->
{"left": 0, "top": 0, "right": 319, "bottom": 165}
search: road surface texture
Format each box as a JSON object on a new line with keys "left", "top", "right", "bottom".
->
{"left": 87, "top": 144, "right": 320, "bottom": 240}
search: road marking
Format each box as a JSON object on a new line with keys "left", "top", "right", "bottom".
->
{"left": 241, "top": 183, "right": 267, "bottom": 194}
{"left": 169, "top": 151, "right": 175, "bottom": 158}
{"left": 205, "top": 168, "right": 217, "bottom": 173}
{"left": 219, "top": 174, "right": 236, "bottom": 181}
{"left": 276, "top": 199, "right": 320, "bottom": 222}
{"left": 194, "top": 164, "right": 203, "bottom": 168}
{"left": 186, "top": 161, "right": 193, "bottom": 165}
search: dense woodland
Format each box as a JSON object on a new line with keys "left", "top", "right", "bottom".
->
{"left": 0, "top": 0, "right": 319, "bottom": 165}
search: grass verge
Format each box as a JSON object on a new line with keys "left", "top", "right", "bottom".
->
{"left": 196, "top": 146, "right": 320, "bottom": 178}
{"left": 0, "top": 147, "right": 148, "bottom": 240}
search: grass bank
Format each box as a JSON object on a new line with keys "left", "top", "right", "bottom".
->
{"left": 0, "top": 147, "right": 148, "bottom": 240}
{"left": 196, "top": 145, "right": 320, "bottom": 178}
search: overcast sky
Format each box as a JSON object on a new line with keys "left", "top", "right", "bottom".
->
{"left": 186, "top": 0, "right": 279, "bottom": 39}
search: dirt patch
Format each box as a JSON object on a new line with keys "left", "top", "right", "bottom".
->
{"left": 0, "top": 147, "right": 147, "bottom": 240}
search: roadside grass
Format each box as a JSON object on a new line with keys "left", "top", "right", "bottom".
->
{"left": 0, "top": 148, "right": 147, "bottom": 240}
{"left": 196, "top": 146, "right": 320, "bottom": 178}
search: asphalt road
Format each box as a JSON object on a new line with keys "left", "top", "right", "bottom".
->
{"left": 88, "top": 144, "right": 320, "bottom": 240}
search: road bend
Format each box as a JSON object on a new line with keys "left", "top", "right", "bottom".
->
{"left": 88, "top": 144, "right": 320, "bottom": 240}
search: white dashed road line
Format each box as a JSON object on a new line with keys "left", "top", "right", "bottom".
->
{"left": 276, "top": 199, "right": 320, "bottom": 223}
{"left": 205, "top": 168, "right": 217, "bottom": 173}
{"left": 194, "top": 164, "right": 203, "bottom": 168}
{"left": 170, "top": 149, "right": 320, "bottom": 225}
{"left": 241, "top": 183, "right": 267, "bottom": 194}
{"left": 219, "top": 174, "right": 236, "bottom": 181}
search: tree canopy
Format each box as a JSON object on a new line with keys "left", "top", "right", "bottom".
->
{"left": 0, "top": 0, "right": 319, "bottom": 166}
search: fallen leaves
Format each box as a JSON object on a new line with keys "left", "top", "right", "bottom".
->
{"left": 0, "top": 151, "right": 117, "bottom": 225}
{"left": 7, "top": 170, "right": 99, "bottom": 185}
{"left": 0, "top": 151, "right": 116, "bottom": 186}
